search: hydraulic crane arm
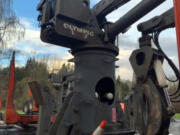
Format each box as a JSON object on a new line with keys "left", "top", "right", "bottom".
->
{"left": 138, "top": 8, "right": 174, "bottom": 34}
{"left": 108, "top": 0, "right": 166, "bottom": 37}
{"left": 136, "top": 5, "right": 180, "bottom": 109}
{"left": 93, "top": 0, "right": 131, "bottom": 22}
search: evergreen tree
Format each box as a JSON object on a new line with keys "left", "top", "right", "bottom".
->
{"left": 115, "top": 76, "right": 132, "bottom": 100}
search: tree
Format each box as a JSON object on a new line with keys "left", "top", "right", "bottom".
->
{"left": 0, "top": 0, "right": 24, "bottom": 49}
{"left": 25, "top": 58, "right": 49, "bottom": 83}
{"left": 115, "top": 76, "right": 132, "bottom": 100}
{"left": 58, "top": 63, "right": 73, "bottom": 75}
{"left": 15, "top": 58, "right": 50, "bottom": 109}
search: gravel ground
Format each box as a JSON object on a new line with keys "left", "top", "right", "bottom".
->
{"left": 169, "top": 119, "right": 180, "bottom": 135}
{"left": 0, "top": 119, "right": 179, "bottom": 135}
{"left": 133, "top": 119, "right": 180, "bottom": 135}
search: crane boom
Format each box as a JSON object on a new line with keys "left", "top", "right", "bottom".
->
{"left": 93, "top": 0, "right": 130, "bottom": 20}
{"left": 137, "top": 8, "right": 174, "bottom": 34}
{"left": 108, "top": 0, "right": 166, "bottom": 37}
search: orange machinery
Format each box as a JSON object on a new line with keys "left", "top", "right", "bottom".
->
{"left": 0, "top": 90, "right": 2, "bottom": 120}
{"left": 174, "top": 0, "right": 180, "bottom": 67}
{"left": 0, "top": 91, "right": 2, "bottom": 110}
{"left": 173, "top": 0, "right": 180, "bottom": 113}
{"left": 28, "top": 77, "right": 39, "bottom": 113}
{"left": 4, "top": 52, "right": 38, "bottom": 125}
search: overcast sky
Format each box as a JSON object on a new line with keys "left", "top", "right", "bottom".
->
{"left": 1, "top": 0, "right": 178, "bottom": 80}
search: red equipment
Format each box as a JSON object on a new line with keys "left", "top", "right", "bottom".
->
{"left": 4, "top": 52, "right": 38, "bottom": 125}
{"left": 171, "top": 0, "right": 180, "bottom": 113}
{"left": 28, "top": 78, "right": 39, "bottom": 113}
{"left": 29, "top": 91, "right": 39, "bottom": 113}
{"left": 120, "top": 103, "right": 125, "bottom": 111}
{"left": 92, "top": 120, "right": 107, "bottom": 135}
{"left": 0, "top": 98, "right": 2, "bottom": 110}
{"left": 112, "top": 108, "right": 116, "bottom": 122}
{"left": 174, "top": 0, "right": 180, "bottom": 67}
{"left": 0, "top": 90, "right": 2, "bottom": 110}
{"left": 4, "top": 52, "right": 20, "bottom": 124}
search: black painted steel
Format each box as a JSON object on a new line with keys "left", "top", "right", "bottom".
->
{"left": 108, "top": 0, "right": 166, "bottom": 37}
{"left": 138, "top": 8, "right": 174, "bottom": 34}
{"left": 93, "top": 0, "right": 130, "bottom": 23}
{"left": 36, "top": 0, "right": 169, "bottom": 134}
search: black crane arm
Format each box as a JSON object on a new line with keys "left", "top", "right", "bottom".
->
{"left": 93, "top": 0, "right": 131, "bottom": 21}
{"left": 108, "top": 0, "right": 166, "bottom": 38}
{"left": 138, "top": 8, "right": 175, "bottom": 34}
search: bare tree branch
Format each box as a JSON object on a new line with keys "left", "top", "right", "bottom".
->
{"left": 0, "top": 0, "right": 25, "bottom": 50}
